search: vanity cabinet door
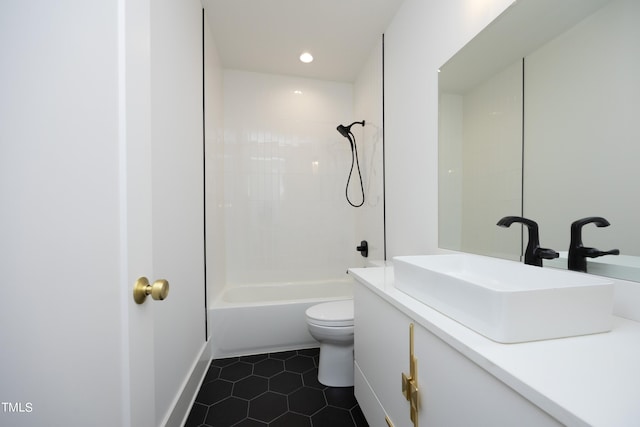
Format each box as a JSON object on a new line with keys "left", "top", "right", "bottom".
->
{"left": 354, "top": 282, "right": 562, "bottom": 427}
{"left": 354, "top": 282, "right": 417, "bottom": 427}
{"left": 412, "top": 323, "right": 562, "bottom": 427}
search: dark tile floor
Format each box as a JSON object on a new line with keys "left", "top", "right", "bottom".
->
{"left": 185, "top": 348, "right": 369, "bottom": 427}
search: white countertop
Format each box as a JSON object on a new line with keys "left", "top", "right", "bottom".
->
{"left": 349, "top": 265, "right": 640, "bottom": 427}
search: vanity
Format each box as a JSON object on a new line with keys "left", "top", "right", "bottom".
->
{"left": 354, "top": 0, "right": 640, "bottom": 424}
{"left": 350, "top": 260, "right": 640, "bottom": 427}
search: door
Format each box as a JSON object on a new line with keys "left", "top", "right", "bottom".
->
{"left": 1, "top": 1, "right": 137, "bottom": 426}
{"left": 148, "top": 0, "right": 206, "bottom": 424}
{"left": 127, "top": 0, "right": 206, "bottom": 425}
{"left": 0, "top": 1, "right": 205, "bottom": 426}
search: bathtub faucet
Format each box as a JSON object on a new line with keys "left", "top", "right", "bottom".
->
{"left": 356, "top": 240, "right": 368, "bottom": 257}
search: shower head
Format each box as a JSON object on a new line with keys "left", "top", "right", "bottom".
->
{"left": 337, "top": 124, "right": 350, "bottom": 138}
{"left": 336, "top": 120, "right": 365, "bottom": 138}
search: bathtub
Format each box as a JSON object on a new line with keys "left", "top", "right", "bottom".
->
{"left": 210, "top": 278, "right": 354, "bottom": 358}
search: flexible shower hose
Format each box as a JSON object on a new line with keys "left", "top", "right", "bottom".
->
{"left": 345, "top": 134, "right": 365, "bottom": 207}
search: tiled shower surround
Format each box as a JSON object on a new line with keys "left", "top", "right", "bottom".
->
{"left": 223, "top": 71, "right": 365, "bottom": 285}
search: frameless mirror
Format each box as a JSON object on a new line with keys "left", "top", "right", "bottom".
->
{"left": 438, "top": 0, "right": 640, "bottom": 281}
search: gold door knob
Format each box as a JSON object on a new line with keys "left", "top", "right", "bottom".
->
{"left": 133, "top": 277, "right": 170, "bottom": 304}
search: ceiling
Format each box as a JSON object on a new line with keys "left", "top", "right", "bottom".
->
{"left": 202, "top": 0, "right": 405, "bottom": 83}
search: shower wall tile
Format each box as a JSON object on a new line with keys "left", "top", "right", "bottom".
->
{"left": 354, "top": 40, "right": 385, "bottom": 263}
{"left": 204, "top": 17, "right": 227, "bottom": 305}
{"left": 223, "top": 70, "right": 359, "bottom": 285}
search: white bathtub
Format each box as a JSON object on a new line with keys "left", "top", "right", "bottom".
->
{"left": 210, "top": 279, "right": 354, "bottom": 358}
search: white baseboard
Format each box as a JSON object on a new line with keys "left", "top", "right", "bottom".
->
{"left": 163, "top": 340, "right": 212, "bottom": 427}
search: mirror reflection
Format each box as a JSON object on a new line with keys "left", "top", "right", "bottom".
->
{"left": 438, "top": 0, "right": 640, "bottom": 281}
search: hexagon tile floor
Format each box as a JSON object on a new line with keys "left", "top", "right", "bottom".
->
{"left": 184, "top": 348, "right": 369, "bottom": 427}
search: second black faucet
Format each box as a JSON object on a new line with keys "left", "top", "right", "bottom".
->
{"left": 567, "top": 217, "right": 620, "bottom": 272}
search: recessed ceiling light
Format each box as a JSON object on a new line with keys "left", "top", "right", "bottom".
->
{"left": 299, "top": 52, "right": 313, "bottom": 63}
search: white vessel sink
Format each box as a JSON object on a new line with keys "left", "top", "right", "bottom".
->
{"left": 393, "top": 254, "right": 614, "bottom": 343}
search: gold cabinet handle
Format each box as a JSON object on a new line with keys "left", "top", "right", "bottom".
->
{"left": 401, "top": 323, "right": 419, "bottom": 427}
{"left": 133, "top": 277, "right": 170, "bottom": 304}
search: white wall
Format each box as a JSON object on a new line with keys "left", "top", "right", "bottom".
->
{"left": 354, "top": 37, "right": 386, "bottom": 262}
{"left": 383, "top": 0, "right": 515, "bottom": 258}
{"left": 222, "top": 70, "right": 360, "bottom": 285}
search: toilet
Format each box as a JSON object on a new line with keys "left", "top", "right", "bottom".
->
{"left": 305, "top": 299, "right": 354, "bottom": 387}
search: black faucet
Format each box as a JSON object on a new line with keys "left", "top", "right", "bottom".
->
{"left": 568, "top": 217, "right": 620, "bottom": 272}
{"left": 497, "top": 216, "right": 559, "bottom": 267}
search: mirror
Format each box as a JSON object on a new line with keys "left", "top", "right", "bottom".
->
{"left": 438, "top": 0, "right": 640, "bottom": 281}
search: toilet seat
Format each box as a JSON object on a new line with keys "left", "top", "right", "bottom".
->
{"left": 305, "top": 300, "right": 354, "bottom": 327}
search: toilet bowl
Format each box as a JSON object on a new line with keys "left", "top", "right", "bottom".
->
{"left": 305, "top": 299, "right": 354, "bottom": 387}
